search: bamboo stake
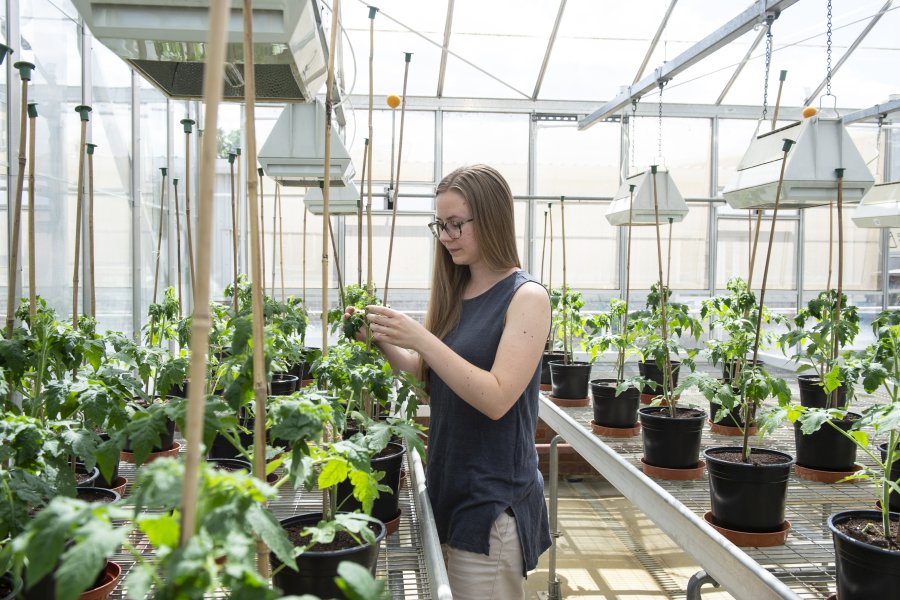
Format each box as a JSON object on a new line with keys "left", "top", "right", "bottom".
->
{"left": 383, "top": 52, "right": 412, "bottom": 307}
{"left": 152, "top": 168, "right": 168, "bottom": 305}
{"left": 366, "top": 6, "right": 377, "bottom": 296}
{"left": 770, "top": 70, "right": 787, "bottom": 131}
{"left": 650, "top": 166, "right": 674, "bottom": 412}
{"left": 619, "top": 185, "right": 636, "bottom": 383}
{"left": 302, "top": 204, "right": 307, "bottom": 302}
{"left": 324, "top": 183, "right": 345, "bottom": 310}
{"left": 665, "top": 217, "right": 674, "bottom": 291}
{"left": 827, "top": 200, "right": 834, "bottom": 292}
{"left": 72, "top": 105, "right": 92, "bottom": 330}
{"left": 745, "top": 139, "right": 795, "bottom": 460}
{"left": 548, "top": 203, "right": 553, "bottom": 292}
{"left": 241, "top": 0, "right": 271, "bottom": 575}
{"left": 229, "top": 151, "right": 239, "bottom": 312}
{"left": 180, "top": 0, "right": 229, "bottom": 547}
{"left": 86, "top": 143, "right": 97, "bottom": 319}
{"left": 540, "top": 209, "right": 547, "bottom": 285}
{"left": 560, "top": 196, "right": 569, "bottom": 365}
{"left": 270, "top": 174, "right": 277, "bottom": 294}
{"left": 278, "top": 183, "right": 285, "bottom": 302}
{"left": 321, "top": 0, "right": 341, "bottom": 355}
{"left": 182, "top": 118, "right": 197, "bottom": 302}
{"left": 173, "top": 178, "right": 183, "bottom": 319}
{"left": 358, "top": 138, "right": 368, "bottom": 287}
{"left": 259, "top": 167, "right": 266, "bottom": 297}
{"left": 27, "top": 103, "right": 37, "bottom": 318}
{"left": 831, "top": 169, "right": 845, "bottom": 410}
{"left": 748, "top": 209, "right": 763, "bottom": 289}
{"left": 6, "top": 62, "right": 34, "bottom": 336}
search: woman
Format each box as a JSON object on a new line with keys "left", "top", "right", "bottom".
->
{"left": 346, "top": 164, "right": 551, "bottom": 598}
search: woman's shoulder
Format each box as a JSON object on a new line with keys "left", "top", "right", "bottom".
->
{"left": 510, "top": 273, "right": 550, "bottom": 309}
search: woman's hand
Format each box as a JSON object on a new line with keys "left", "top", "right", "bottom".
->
{"left": 365, "top": 305, "right": 426, "bottom": 351}
{"left": 342, "top": 306, "right": 368, "bottom": 342}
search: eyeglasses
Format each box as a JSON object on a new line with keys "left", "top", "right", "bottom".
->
{"left": 427, "top": 218, "right": 474, "bottom": 240}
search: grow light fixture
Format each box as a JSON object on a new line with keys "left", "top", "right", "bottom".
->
{"left": 70, "top": 0, "right": 327, "bottom": 102}
{"left": 258, "top": 100, "right": 354, "bottom": 187}
{"left": 605, "top": 168, "right": 688, "bottom": 226}
{"left": 722, "top": 115, "right": 874, "bottom": 210}
{"left": 304, "top": 181, "right": 361, "bottom": 215}
{"left": 851, "top": 182, "right": 900, "bottom": 228}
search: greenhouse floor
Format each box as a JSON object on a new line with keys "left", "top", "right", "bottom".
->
{"left": 527, "top": 477, "right": 733, "bottom": 600}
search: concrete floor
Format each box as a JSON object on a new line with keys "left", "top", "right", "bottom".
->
{"left": 526, "top": 477, "right": 736, "bottom": 600}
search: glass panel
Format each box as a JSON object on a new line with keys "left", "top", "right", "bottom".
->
{"left": 802, "top": 206, "right": 881, "bottom": 292}
{"left": 632, "top": 117, "right": 710, "bottom": 197}
{"left": 91, "top": 42, "right": 133, "bottom": 333}
{"left": 541, "top": 202, "right": 618, "bottom": 290}
{"left": 890, "top": 228, "right": 900, "bottom": 309}
{"left": 716, "top": 213, "right": 797, "bottom": 291}
{"left": 535, "top": 122, "right": 620, "bottom": 197}
{"left": 342, "top": 29, "right": 441, "bottom": 97}
{"left": 347, "top": 109, "right": 435, "bottom": 186}
{"left": 629, "top": 203, "right": 710, "bottom": 290}
{"left": 717, "top": 119, "right": 760, "bottom": 196}
{"left": 442, "top": 112, "right": 528, "bottom": 194}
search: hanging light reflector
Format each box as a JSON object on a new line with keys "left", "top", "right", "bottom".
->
{"left": 723, "top": 115, "right": 874, "bottom": 210}
{"left": 304, "top": 181, "right": 361, "bottom": 215}
{"left": 851, "top": 181, "right": 900, "bottom": 228}
{"left": 605, "top": 168, "right": 688, "bottom": 226}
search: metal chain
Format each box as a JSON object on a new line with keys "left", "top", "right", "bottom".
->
{"left": 761, "top": 15, "right": 774, "bottom": 121}
{"left": 657, "top": 82, "right": 665, "bottom": 159}
{"left": 826, "top": 0, "right": 833, "bottom": 96}
{"left": 631, "top": 99, "right": 637, "bottom": 170}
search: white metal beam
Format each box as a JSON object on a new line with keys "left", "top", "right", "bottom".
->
{"left": 435, "top": 0, "right": 455, "bottom": 98}
{"left": 633, "top": 0, "right": 679, "bottom": 85}
{"left": 532, "top": 0, "right": 568, "bottom": 100}
{"left": 715, "top": 25, "right": 766, "bottom": 105}
{"left": 843, "top": 98, "right": 900, "bottom": 124}
{"left": 579, "top": 0, "right": 801, "bottom": 130}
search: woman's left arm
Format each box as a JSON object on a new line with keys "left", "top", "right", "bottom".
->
{"left": 365, "top": 283, "right": 550, "bottom": 420}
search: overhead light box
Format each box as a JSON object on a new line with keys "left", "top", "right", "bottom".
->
{"left": 851, "top": 182, "right": 900, "bottom": 228}
{"left": 304, "top": 181, "right": 361, "bottom": 215}
{"left": 605, "top": 168, "right": 689, "bottom": 226}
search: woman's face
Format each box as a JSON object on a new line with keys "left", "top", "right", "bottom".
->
{"left": 434, "top": 189, "right": 479, "bottom": 266}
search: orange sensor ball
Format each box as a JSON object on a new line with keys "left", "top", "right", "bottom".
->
{"left": 387, "top": 95, "right": 401, "bottom": 109}
{"left": 802, "top": 106, "right": 818, "bottom": 118}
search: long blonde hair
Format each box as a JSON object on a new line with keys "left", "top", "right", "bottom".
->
{"left": 421, "top": 165, "right": 520, "bottom": 381}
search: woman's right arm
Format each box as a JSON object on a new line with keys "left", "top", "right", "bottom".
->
{"left": 343, "top": 306, "right": 421, "bottom": 373}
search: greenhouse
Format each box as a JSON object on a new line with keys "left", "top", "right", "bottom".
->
{"left": 1, "top": 0, "right": 899, "bottom": 598}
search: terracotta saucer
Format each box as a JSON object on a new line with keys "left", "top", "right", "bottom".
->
{"left": 539, "top": 383, "right": 552, "bottom": 392}
{"left": 703, "top": 511, "right": 791, "bottom": 547}
{"left": 547, "top": 395, "right": 590, "bottom": 408}
{"left": 591, "top": 420, "right": 641, "bottom": 438}
{"left": 640, "top": 458, "right": 706, "bottom": 480}
{"left": 120, "top": 441, "right": 183, "bottom": 465}
{"left": 383, "top": 509, "right": 402, "bottom": 536}
{"left": 109, "top": 476, "right": 128, "bottom": 497}
{"left": 80, "top": 560, "right": 121, "bottom": 600}
{"left": 300, "top": 378, "right": 315, "bottom": 388}
{"left": 824, "top": 594, "right": 836, "bottom": 600}
{"left": 795, "top": 463, "right": 864, "bottom": 484}
{"left": 708, "top": 420, "right": 758, "bottom": 436}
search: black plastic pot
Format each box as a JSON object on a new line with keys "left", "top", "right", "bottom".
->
{"left": 638, "top": 406, "right": 706, "bottom": 469}
{"left": 704, "top": 446, "right": 794, "bottom": 533}
{"left": 638, "top": 360, "right": 680, "bottom": 395}
{"left": 208, "top": 458, "right": 253, "bottom": 472}
{"left": 1, "top": 572, "right": 22, "bottom": 600}
{"left": 166, "top": 382, "right": 188, "bottom": 398}
{"left": 794, "top": 413, "right": 859, "bottom": 472}
{"left": 336, "top": 442, "right": 405, "bottom": 524}
{"left": 591, "top": 379, "right": 639, "bottom": 428}
{"left": 75, "top": 463, "right": 100, "bottom": 488}
{"left": 721, "top": 359, "right": 764, "bottom": 385}
{"left": 272, "top": 512, "right": 385, "bottom": 598}
{"left": 797, "top": 374, "right": 848, "bottom": 409}
{"left": 541, "top": 351, "right": 569, "bottom": 385}
{"left": 549, "top": 361, "right": 591, "bottom": 399}
{"left": 270, "top": 373, "right": 299, "bottom": 396}
{"left": 828, "top": 510, "right": 900, "bottom": 599}
{"left": 879, "top": 442, "right": 900, "bottom": 512}
{"left": 76, "top": 487, "right": 121, "bottom": 503}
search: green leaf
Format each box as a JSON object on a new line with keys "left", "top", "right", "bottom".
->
{"left": 335, "top": 561, "right": 389, "bottom": 600}
{"left": 246, "top": 503, "right": 296, "bottom": 571}
{"left": 125, "top": 562, "right": 154, "bottom": 600}
{"left": 318, "top": 458, "right": 350, "bottom": 489}
{"left": 138, "top": 513, "right": 180, "bottom": 549}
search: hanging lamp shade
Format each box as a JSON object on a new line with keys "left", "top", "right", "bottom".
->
{"left": 723, "top": 115, "right": 874, "bottom": 210}
{"left": 851, "top": 181, "right": 900, "bottom": 228}
{"left": 304, "top": 181, "right": 361, "bottom": 215}
{"left": 605, "top": 167, "right": 688, "bottom": 226}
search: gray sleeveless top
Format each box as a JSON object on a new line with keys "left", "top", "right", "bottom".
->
{"left": 427, "top": 270, "right": 551, "bottom": 573}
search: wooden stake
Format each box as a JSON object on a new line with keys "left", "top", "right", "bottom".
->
{"left": 650, "top": 166, "right": 674, "bottom": 412}
{"left": 366, "top": 6, "right": 377, "bottom": 296}
{"left": 229, "top": 151, "right": 239, "bottom": 312}
{"left": 302, "top": 203, "right": 307, "bottom": 302}
{"left": 771, "top": 70, "right": 787, "bottom": 131}
{"left": 358, "top": 138, "right": 369, "bottom": 287}
{"left": 548, "top": 203, "right": 553, "bottom": 292}
{"left": 560, "top": 196, "right": 568, "bottom": 365}
{"left": 278, "top": 183, "right": 285, "bottom": 302}
{"left": 173, "top": 178, "right": 183, "bottom": 319}
{"left": 827, "top": 200, "right": 834, "bottom": 292}
{"left": 321, "top": 0, "right": 340, "bottom": 354}
{"left": 383, "top": 53, "right": 412, "bottom": 306}
{"left": 182, "top": 119, "right": 197, "bottom": 303}
{"left": 619, "top": 185, "right": 636, "bottom": 383}
{"left": 152, "top": 168, "right": 168, "bottom": 305}
{"left": 72, "top": 105, "right": 92, "bottom": 330}
{"left": 259, "top": 167, "right": 266, "bottom": 297}
{"left": 241, "top": 0, "right": 271, "bottom": 575}
{"left": 27, "top": 103, "right": 37, "bottom": 318}
{"left": 665, "top": 217, "right": 674, "bottom": 291}
{"left": 86, "top": 143, "right": 97, "bottom": 319}
{"left": 179, "top": 0, "right": 228, "bottom": 547}
{"left": 831, "top": 169, "right": 845, "bottom": 409}
{"left": 270, "top": 175, "right": 276, "bottom": 294}
{"left": 748, "top": 209, "right": 763, "bottom": 289}
{"left": 7, "top": 62, "right": 34, "bottom": 335}
{"left": 540, "top": 209, "right": 547, "bottom": 285}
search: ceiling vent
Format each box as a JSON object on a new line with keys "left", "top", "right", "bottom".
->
{"left": 258, "top": 100, "right": 354, "bottom": 187}
{"left": 70, "top": 0, "right": 328, "bottom": 102}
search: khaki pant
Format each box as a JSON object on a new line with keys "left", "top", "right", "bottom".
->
{"left": 443, "top": 511, "right": 525, "bottom": 600}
